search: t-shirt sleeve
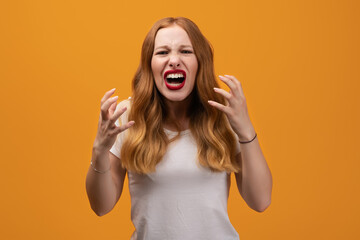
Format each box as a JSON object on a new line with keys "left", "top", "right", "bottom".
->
{"left": 109, "top": 99, "right": 130, "bottom": 158}
{"left": 109, "top": 116, "right": 122, "bottom": 158}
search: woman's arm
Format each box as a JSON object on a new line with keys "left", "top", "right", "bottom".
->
{"left": 234, "top": 135, "right": 272, "bottom": 212}
{"left": 86, "top": 149, "right": 126, "bottom": 216}
{"left": 208, "top": 75, "right": 272, "bottom": 212}
{"left": 85, "top": 88, "right": 134, "bottom": 216}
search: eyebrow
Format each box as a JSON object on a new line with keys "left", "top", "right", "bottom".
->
{"left": 154, "top": 45, "right": 193, "bottom": 50}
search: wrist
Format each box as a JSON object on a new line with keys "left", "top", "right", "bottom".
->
{"left": 91, "top": 146, "right": 111, "bottom": 173}
{"left": 92, "top": 142, "right": 109, "bottom": 155}
{"left": 237, "top": 127, "right": 256, "bottom": 143}
{"left": 239, "top": 132, "right": 257, "bottom": 144}
{"left": 90, "top": 160, "right": 111, "bottom": 174}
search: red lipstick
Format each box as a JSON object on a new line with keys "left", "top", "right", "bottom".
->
{"left": 163, "top": 69, "right": 186, "bottom": 90}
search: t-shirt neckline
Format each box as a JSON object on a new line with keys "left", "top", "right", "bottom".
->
{"left": 163, "top": 128, "right": 191, "bottom": 136}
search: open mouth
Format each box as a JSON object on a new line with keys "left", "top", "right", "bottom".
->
{"left": 163, "top": 70, "right": 186, "bottom": 90}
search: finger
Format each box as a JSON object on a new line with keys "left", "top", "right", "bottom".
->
{"left": 100, "top": 88, "right": 116, "bottom": 106}
{"left": 219, "top": 75, "right": 241, "bottom": 98}
{"left": 109, "top": 106, "right": 128, "bottom": 125}
{"left": 207, "top": 100, "right": 229, "bottom": 114}
{"left": 109, "top": 101, "right": 117, "bottom": 116}
{"left": 100, "top": 96, "right": 118, "bottom": 121}
{"left": 224, "top": 75, "right": 245, "bottom": 97}
{"left": 111, "top": 120, "right": 135, "bottom": 135}
{"left": 213, "top": 87, "right": 231, "bottom": 99}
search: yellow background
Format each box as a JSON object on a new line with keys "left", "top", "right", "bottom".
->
{"left": 1, "top": 0, "right": 359, "bottom": 239}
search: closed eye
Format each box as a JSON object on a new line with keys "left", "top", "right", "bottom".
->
{"left": 156, "top": 51, "right": 168, "bottom": 55}
{"left": 181, "top": 50, "right": 193, "bottom": 54}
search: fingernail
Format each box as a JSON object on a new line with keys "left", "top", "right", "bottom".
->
{"left": 219, "top": 75, "right": 225, "bottom": 79}
{"left": 110, "top": 88, "right": 116, "bottom": 91}
{"left": 112, "top": 96, "right": 118, "bottom": 100}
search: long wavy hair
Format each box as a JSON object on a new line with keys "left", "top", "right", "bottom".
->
{"left": 120, "top": 17, "right": 241, "bottom": 174}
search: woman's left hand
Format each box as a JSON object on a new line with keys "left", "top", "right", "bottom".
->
{"left": 208, "top": 75, "right": 256, "bottom": 142}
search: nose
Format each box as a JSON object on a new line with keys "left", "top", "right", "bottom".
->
{"left": 168, "top": 53, "right": 180, "bottom": 68}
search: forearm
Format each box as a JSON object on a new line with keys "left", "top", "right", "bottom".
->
{"left": 85, "top": 148, "right": 118, "bottom": 216}
{"left": 208, "top": 74, "right": 272, "bottom": 211}
{"left": 236, "top": 136, "right": 273, "bottom": 212}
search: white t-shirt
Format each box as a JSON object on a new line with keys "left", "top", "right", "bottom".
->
{"left": 110, "top": 101, "right": 241, "bottom": 240}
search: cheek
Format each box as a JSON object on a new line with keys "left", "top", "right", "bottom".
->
{"left": 151, "top": 61, "right": 162, "bottom": 88}
{"left": 190, "top": 60, "right": 198, "bottom": 79}
{"left": 151, "top": 58, "right": 164, "bottom": 78}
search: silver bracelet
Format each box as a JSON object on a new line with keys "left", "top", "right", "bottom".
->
{"left": 90, "top": 161, "right": 111, "bottom": 174}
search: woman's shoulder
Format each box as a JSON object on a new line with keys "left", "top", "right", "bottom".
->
{"left": 114, "top": 97, "right": 132, "bottom": 126}
{"left": 116, "top": 97, "right": 132, "bottom": 111}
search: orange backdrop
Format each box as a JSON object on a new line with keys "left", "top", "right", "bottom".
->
{"left": 1, "top": 0, "right": 359, "bottom": 239}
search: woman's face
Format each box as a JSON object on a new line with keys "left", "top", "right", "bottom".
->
{"left": 151, "top": 25, "right": 198, "bottom": 102}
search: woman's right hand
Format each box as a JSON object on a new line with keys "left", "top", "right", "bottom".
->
{"left": 93, "top": 88, "right": 135, "bottom": 152}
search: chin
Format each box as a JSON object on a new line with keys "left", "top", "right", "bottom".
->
{"left": 163, "top": 94, "right": 188, "bottom": 102}
{"left": 161, "top": 89, "right": 194, "bottom": 103}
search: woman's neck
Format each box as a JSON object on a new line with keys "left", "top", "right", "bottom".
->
{"left": 163, "top": 93, "right": 193, "bottom": 131}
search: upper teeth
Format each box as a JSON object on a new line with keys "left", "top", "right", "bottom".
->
{"left": 167, "top": 73, "right": 184, "bottom": 79}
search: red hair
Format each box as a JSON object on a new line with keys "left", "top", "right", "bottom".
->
{"left": 120, "top": 17, "right": 241, "bottom": 174}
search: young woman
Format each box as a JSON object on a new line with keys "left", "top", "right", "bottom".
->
{"left": 86, "top": 17, "right": 272, "bottom": 240}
